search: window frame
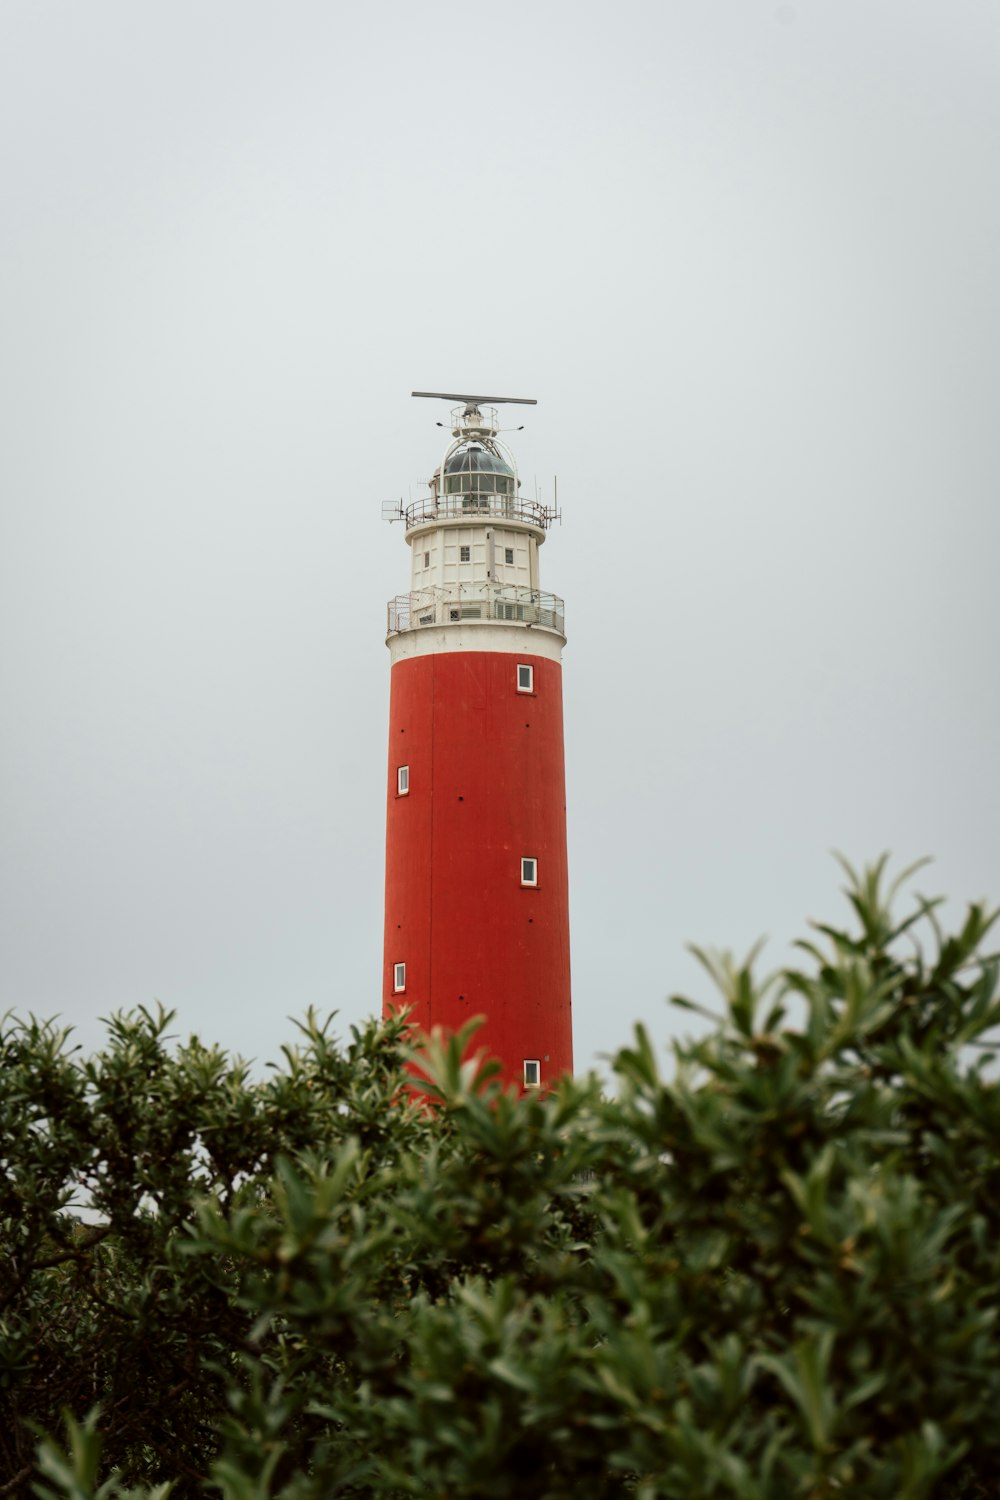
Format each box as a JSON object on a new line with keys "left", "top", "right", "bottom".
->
{"left": 521, "top": 856, "right": 538, "bottom": 887}
{"left": 523, "top": 1059, "right": 541, "bottom": 1087}
{"left": 397, "top": 764, "right": 409, "bottom": 796}
{"left": 505, "top": 547, "right": 514, "bottom": 564}
{"left": 516, "top": 663, "right": 533, "bottom": 693}
{"left": 459, "top": 545, "right": 471, "bottom": 562}
{"left": 393, "top": 961, "right": 406, "bottom": 993}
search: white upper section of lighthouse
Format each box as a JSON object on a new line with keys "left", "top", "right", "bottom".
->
{"left": 385, "top": 395, "right": 564, "bottom": 650}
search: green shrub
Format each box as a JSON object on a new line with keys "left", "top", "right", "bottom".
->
{"left": 3, "top": 858, "right": 998, "bottom": 1498}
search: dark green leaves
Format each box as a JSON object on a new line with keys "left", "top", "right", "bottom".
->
{"left": 7, "top": 862, "right": 1000, "bottom": 1499}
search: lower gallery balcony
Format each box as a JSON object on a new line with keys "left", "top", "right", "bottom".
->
{"left": 387, "top": 583, "right": 565, "bottom": 637}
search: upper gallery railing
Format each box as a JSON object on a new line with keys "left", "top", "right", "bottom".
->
{"left": 404, "top": 492, "right": 554, "bottom": 530}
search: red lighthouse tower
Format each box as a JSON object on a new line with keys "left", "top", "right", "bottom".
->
{"left": 382, "top": 392, "right": 573, "bottom": 1090}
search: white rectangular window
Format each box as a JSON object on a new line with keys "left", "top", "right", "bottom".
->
{"left": 523, "top": 1059, "right": 540, "bottom": 1087}
{"left": 397, "top": 765, "right": 409, "bottom": 795}
{"left": 460, "top": 545, "right": 470, "bottom": 562}
{"left": 505, "top": 547, "right": 514, "bottom": 564}
{"left": 423, "top": 551, "right": 430, "bottom": 567}
{"left": 521, "top": 857, "right": 537, "bottom": 887}
{"left": 517, "top": 663, "right": 533, "bottom": 693}
{"left": 393, "top": 962, "right": 406, "bottom": 992}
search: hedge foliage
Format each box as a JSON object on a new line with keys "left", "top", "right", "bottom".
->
{"left": 2, "top": 858, "right": 1000, "bottom": 1498}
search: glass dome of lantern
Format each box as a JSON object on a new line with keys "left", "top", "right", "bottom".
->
{"left": 442, "top": 444, "right": 516, "bottom": 498}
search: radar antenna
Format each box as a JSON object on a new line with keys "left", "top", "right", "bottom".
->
{"left": 412, "top": 390, "right": 537, "bottom": 415}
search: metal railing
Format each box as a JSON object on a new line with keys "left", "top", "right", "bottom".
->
{"left": 387, "top": 583, "right": 565, "bottom": 636}
{"left": 404, "top": 493, "right": 554, "bottom": 530}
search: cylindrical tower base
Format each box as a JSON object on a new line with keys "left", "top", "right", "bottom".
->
{"left": 382, "top": 646, "right": 573, "bottom": 1089}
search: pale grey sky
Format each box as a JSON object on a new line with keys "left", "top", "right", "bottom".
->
{"left": 2, "top": 0, "right": 998, "bottom": 1075}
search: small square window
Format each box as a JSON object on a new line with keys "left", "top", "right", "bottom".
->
{"left": 424, "top": 552, "right": 430, "bottom": 567}
{"left": 517, "top": 663, "right": 533, "bottom": 693}
{"left": 460, "top": 545, "right": 470, "bottom": 562}
{"left": 505, "top": 547, "right": 514, "bottom": 564}
{"left": 523, "top": 1059, "right": 540, "bottom": 1087}
{"left": 393, "top": 962, "right": 406, "bottom": 993}
{"left": 521, "top": 857, "right": 537, "bottom": 887}
{"left": 397, "top": 765, "right": 409, "bottom": 795}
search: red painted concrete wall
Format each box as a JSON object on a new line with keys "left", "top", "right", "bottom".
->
{"left": 383, "top": 649, "right": 573, "bottom": 1089}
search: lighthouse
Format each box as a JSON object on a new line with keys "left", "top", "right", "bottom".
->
{"left": 382, "top": 392, "right": 573, "bottom": 1090}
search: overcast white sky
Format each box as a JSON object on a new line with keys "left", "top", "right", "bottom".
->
{"left": 2, "top": 0, "right": 998, "bottom": 1077}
